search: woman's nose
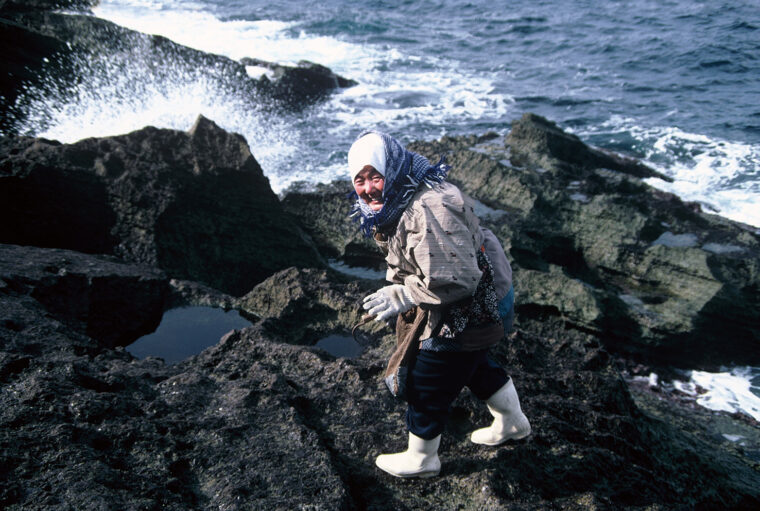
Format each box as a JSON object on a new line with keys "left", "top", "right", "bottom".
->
{"left": 364, "top": 181, "right": 376, "bottom": 194}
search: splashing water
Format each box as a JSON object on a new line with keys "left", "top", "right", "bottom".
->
{"left": 14, "top": 41, "right": 300, "bottom": 185}
{"left": 580, "top": 117, "right": 760, "bottom": 226}
{"left": 13, "top": 0, "right": 514, "bottom": 192}
{"left": 673, "top": 366, "right": 760, "bottom": 422}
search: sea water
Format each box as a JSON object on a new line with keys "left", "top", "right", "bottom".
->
{"left": 316, "top": 334, "right": 362, "bottom": 358}
{"left": 7, "top": 0, "right": 760, "bottom": 416}
{"left": 673, "top": 366, "right": 760, "bottom": 422}
{"left": 127, "top": 306, "right": 251, "bottom": 364}
{"left": 635, "top": 366, "right": 760, "bottom": 423}
{"left": 9, "top": 0, "right": 759, "bottom": 228}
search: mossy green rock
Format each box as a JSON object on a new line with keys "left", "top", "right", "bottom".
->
{"left": 280, "top": 181, "right": 385, "bottom": 269}
{"left": 411, "top": 114, "right": 760, "bottom": 368}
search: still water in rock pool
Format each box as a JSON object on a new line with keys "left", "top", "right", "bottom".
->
{"left": 127, "top": 306, "right": 251, "bottom": 364}
{"left": 315, "top": 334, "right": 362, "bottom": 359}
{"left": 128, "top": 307, "right": 362, "bottom": 363}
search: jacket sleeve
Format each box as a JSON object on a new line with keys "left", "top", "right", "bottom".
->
{"left": 399, "top": 188, "right": 483, "bottom": 306}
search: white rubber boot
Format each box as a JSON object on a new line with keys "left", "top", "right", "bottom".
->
{"left": 470, "top": 378, "right": 531, "bottom": 446}
{"left": 375, "top": 432, "right": 441, "bottom": 478}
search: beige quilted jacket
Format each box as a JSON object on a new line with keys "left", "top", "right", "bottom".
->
{"left": 375, "top": 182, "right": 484, "bottom": 340}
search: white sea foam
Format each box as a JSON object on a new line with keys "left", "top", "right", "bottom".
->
{"left": 94, "top": 1, "right": 350, "bottom": 66}
{"left": 15, "top": 50, "right": 299, "bottom": 183}
{"left": 649, "top": 366, "right": 760, "bottom": 422}
{"left": 643, "top": 126, "right": 760, "bottom": 228}
{"left": 582, "top": 116, "right": 760, "bottom": 228}
{"left": 327, "top": 260, "right": 385, "bottom": 280}
{"left": 12, "top": 0, "right": 757, "bottom": 210}
{"left": 244, "top": 66, "right": 274, "bottom": 80}
{"left": 92, "top": 0, "right": 513, "bottom": 128}
{"left": 682, "top": 366, "right": 760, "bottom": 421}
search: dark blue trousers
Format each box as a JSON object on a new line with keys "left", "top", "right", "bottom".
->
{"left": 405, "top": 349, "right": 509, "bottom": 440}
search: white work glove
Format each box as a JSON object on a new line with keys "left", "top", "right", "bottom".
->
{"left": 362, "top": 284, "right": 416, "bottom": 322}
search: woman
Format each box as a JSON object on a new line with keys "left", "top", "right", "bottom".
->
{"left": 348, "top": 131, "right": 531, "bottom": 478}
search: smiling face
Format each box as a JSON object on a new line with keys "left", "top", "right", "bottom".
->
{"left": 353, "top": 165, "right": 385, "bottom": 211}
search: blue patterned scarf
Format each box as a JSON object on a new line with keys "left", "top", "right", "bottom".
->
{"left": 349, "top": 131, "right": 450, "bottom": 237}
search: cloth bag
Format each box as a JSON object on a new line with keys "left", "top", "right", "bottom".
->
{"left": 383, "top": 306, "right": 428, "bottom": 400}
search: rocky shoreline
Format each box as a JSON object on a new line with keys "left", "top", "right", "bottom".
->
{"left": 2, "top": 1, "right": 760, "bottom": 509}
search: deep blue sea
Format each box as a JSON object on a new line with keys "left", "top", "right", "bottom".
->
{"left": 10, "top": 0, "right": 760, "bottom": 226}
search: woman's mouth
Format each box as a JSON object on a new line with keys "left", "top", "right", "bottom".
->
{"left": 365, "top": 194, "right": 383, "bottom": 211}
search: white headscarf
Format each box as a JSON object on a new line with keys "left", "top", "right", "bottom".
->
{"left": 347, "top": 132, "right": 386, "bottom": 180}
{"left": 348, "top": 130, "right": 450, "bottom": 238}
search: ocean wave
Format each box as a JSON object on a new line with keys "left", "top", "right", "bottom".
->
{"left": 580, "top": 117, "right": 760, "bottom": 228}
{"left": 94, "top": 0, "right": 515, "bottom": 130}
{"left": 14, "top": 47, "right": 300, "bottom": 184}
{"left": 682, "top": 366, "right": 760, "bottom": 422}
{"left": 93, "top": 1, "right": 349, "bottom": 66}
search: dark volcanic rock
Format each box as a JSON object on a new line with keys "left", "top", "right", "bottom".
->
{"left": 191, "top": 269, "right": 760, "bottom": 510}
{"left": 0, "top": 244, "right": 168, "bottom": 348}
{"left": 2, "top": 264, "right": 758, "bottom": 510}
{"left": 237, "top": 266, "right": 385, "bottom": 345}
{"left": 0, "top": 116, "right": 323, "bottom": 295}
{"left": 281, "top": 180, "right": 385, "bottom": 269}
{"left": 507, "top": 113, "right": 671, "bottom": 181}
{"left": 0, "top": 136, "right": 119, "bottom": 253}
{"left": 0, "top": 251, "right": 351, "bottom": 510}
{"left": 166, "top": 278, "right": 239, "bottom": 310}
{"left": 241, "top": 57, "right": 358, "bottom": 110}
{"left": 0, "top": 18, "right": 75, "bottom": 134}
{"left": 411, "top": 116, "right": 759, "bottom": 369}
{"left": 0, "top": 0, "right": 97, "bottom": 13}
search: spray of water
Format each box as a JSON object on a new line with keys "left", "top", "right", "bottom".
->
{"left": 673, "top": 366, "right": 760, "bottom": 422}
{"left": 580, "top": 116, "right": 760, "bottom": 227}
{"left": 13, "top": 37, "right": 300, "bottom": 185}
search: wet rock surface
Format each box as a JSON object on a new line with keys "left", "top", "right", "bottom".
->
{"left": 627, "top": 374, "right": 760, "bottom": 470}
{"left": 237, "top": 266, "right": 383, "bottom": 345}
{"left": 2, "top": 260, "right": 759, "bottom": 510}
{"left": 0, "top": 116, "right": 321, "bottom": 295}
{"left": 281, "top": 180, "right": 386, "bottom": 270}
{"left": 240, "top": 57, "right": 357, "bottom": 109}
{"left": 0, "top": 0, "right": 97, "bottom": 13}
{"left": 436, "top": 116, "right": 760, "bottom": 369}
{"left": 0, "top": 16, "right": 73, "bottom": 134}
{"left": 0, "top": 41, "right": 758, "bottom": 504}
{"left": 0, "top": 244, "right": 168, "bottom": 348}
